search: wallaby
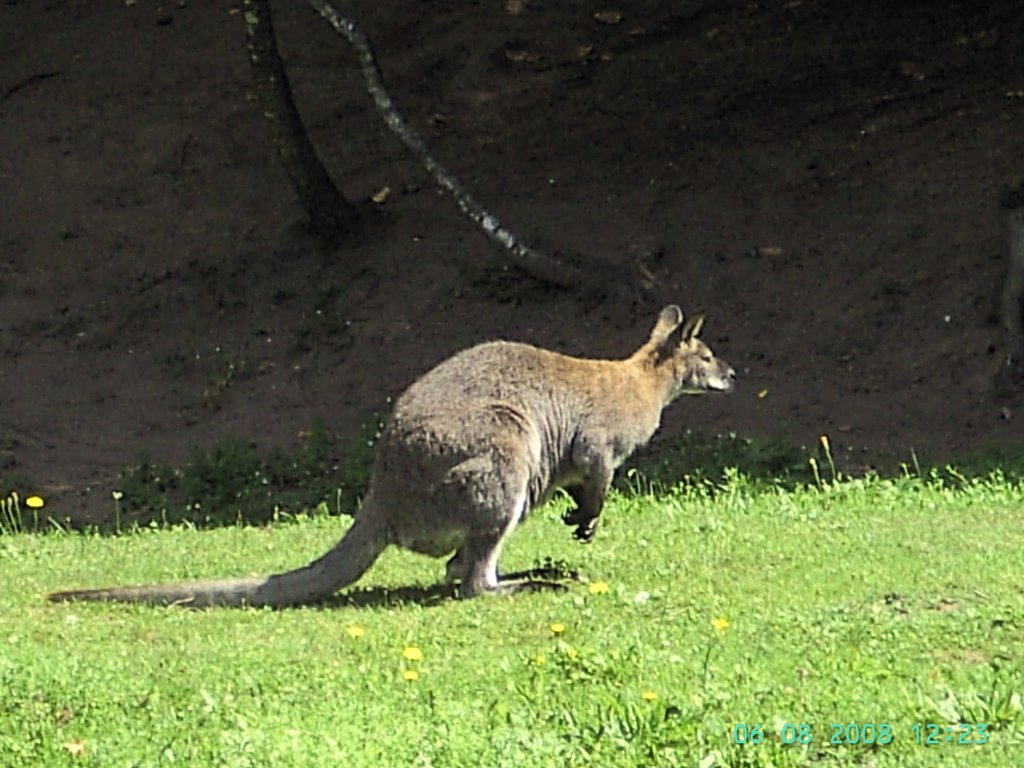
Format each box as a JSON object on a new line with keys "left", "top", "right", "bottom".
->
{"left": 48, "top": 306, "right": 735, "bottom": 607}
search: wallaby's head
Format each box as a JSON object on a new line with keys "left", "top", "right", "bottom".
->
{"left": 646, "top": 305, "right": 736, "bottom": 399}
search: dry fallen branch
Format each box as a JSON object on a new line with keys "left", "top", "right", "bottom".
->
{"left": 307, "top": 0, "right": 628, "bottom": 294}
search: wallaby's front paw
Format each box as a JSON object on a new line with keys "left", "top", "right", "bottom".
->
{"left": 562, "top": 508, "right": 587, "bottom": 527}
{"left": 574, "top": 525, "right": 596, "bottom": 542}
{"left": 573, "top": 518, "right": 598, "bottom": 543}
{"left": 563, "top": 508, "right": 598, "bottom": 542}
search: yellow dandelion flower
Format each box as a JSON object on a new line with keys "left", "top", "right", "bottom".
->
{"left": 641, "top": 690, "right": 658, "bottom": 702}
{"left": 819, "top": 434, "right": 831, "bottom": 453}
{"left": 25, "top": 495, "right": 44, "bottom": 509}
{"left": 711, "top": 616, "right": 731, "bottom": 634}
{"left": 62, "top": 738, "right": 86, "bottom": 756}
{"left": 402, "top": 669, "right": 419, "bottom": 681}
{"left": 549, "top": 622, "right": 566, "bottom": 634}
{"left": 402, "top": 645, "right": 423, "bottom": 662}
{"left": 532, "top": 654, "right": 546, "bottom": 666}
{"left": 587, "top": 580, "right": 609, "bottom": 595}
{"left": 345, "top": 625, "right": 365, "bottom": 639}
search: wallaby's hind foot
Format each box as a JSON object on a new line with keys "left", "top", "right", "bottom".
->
{"left": 502, "top": 564, "right": 583, "bottom": 583}
{"left": 450, "top": 549, "right": 581, "bottom": 599}
{"left": 454, "top": 574, "right": 570, "bottom": 599}
{"left": 491, "top": 578, "right": 570, "bottom": 597}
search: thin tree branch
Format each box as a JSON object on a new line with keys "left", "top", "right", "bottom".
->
{"left": 307, "top": 0, "right": 592, "bottom": 289}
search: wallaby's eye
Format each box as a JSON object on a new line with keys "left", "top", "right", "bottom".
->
{"left": 700, "top": 352, "right": 712, "bottom": 362}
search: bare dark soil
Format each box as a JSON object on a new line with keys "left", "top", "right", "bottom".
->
{"left": 2, "top": 0, "right": 1023, "bottom": 524}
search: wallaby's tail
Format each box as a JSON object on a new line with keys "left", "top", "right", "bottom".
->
{"left": 46, "top": 512, "right": 389, "bottom": 608}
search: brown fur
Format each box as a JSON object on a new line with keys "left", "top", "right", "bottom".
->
{"left": 47, "top": 305, "right": 735, "bottom": 607}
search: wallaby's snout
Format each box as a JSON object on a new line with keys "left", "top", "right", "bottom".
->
{"left": 714, "top": 363, "right": 737, "bottom": 394}
{"left": 680, "top": 347, "right": 735, "bottom": 396}
{"left": 713, "top": 352, "right": 737, "bottom": 394}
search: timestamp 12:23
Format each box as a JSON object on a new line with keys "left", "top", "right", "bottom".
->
{"left": 732, "top": 722, "right": 989, "bottom": 747}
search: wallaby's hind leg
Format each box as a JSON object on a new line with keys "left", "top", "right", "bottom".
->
{"left": 449, "top": 541, "right": 580, "bottom": 591}
{"left": 449, "top": 539, "right": 561, "bottom": 597}
{"left": 455, "top": 533, "right": 504, "bottom": 598}
{"left": 453, "top": 484, "right": 528, "bottom": 598}
{"left": 453, "top": 491, "right": 569, "bottom": 598}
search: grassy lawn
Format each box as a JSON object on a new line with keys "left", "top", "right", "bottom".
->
{"left": 2, "top": 472, "right": 1023, "bottom": 767}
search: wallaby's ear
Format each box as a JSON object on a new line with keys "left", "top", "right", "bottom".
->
{"left": 681, "top": 314, "right": 705, "bottom": 342}
{"left": 649, "top": 305, "right": 684, "bottom": 346}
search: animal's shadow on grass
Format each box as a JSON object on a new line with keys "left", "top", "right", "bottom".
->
{"left": 318, "top": 566, "right": 581, "bottom": 610}
{"left": 323, "top": 583, "right": 455, "bottom": 609}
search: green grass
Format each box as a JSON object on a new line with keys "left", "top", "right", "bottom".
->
{"left": 2, "top": 472, "right": 1024, "bottom": 767}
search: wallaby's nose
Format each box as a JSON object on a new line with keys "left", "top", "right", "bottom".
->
{"left": 723, "top": 365, "right": 737, "bottom": 393}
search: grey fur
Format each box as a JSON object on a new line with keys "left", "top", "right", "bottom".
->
{"left": 47, "top": 305, "right": 735, "bottom": 607}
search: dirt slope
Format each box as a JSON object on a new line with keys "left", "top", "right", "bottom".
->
{"left": 1, "top": 0, "right": 1022, "bottom": 522}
